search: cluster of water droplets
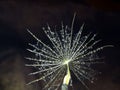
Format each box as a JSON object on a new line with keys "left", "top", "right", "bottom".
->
{"left": 26, "top": 14, "right": 113, "bottom": 90}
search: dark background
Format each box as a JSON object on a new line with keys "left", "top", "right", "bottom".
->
{"left": 0, "top": 0, "right": 120, "bottom": 90}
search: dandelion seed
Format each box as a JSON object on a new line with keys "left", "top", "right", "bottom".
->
{"left": 26, "top": 14, "right": 113, "bottom": 90}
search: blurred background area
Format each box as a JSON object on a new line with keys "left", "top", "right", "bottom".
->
{"left": 0, "top": 0, "right": 120, "bottom": 90}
